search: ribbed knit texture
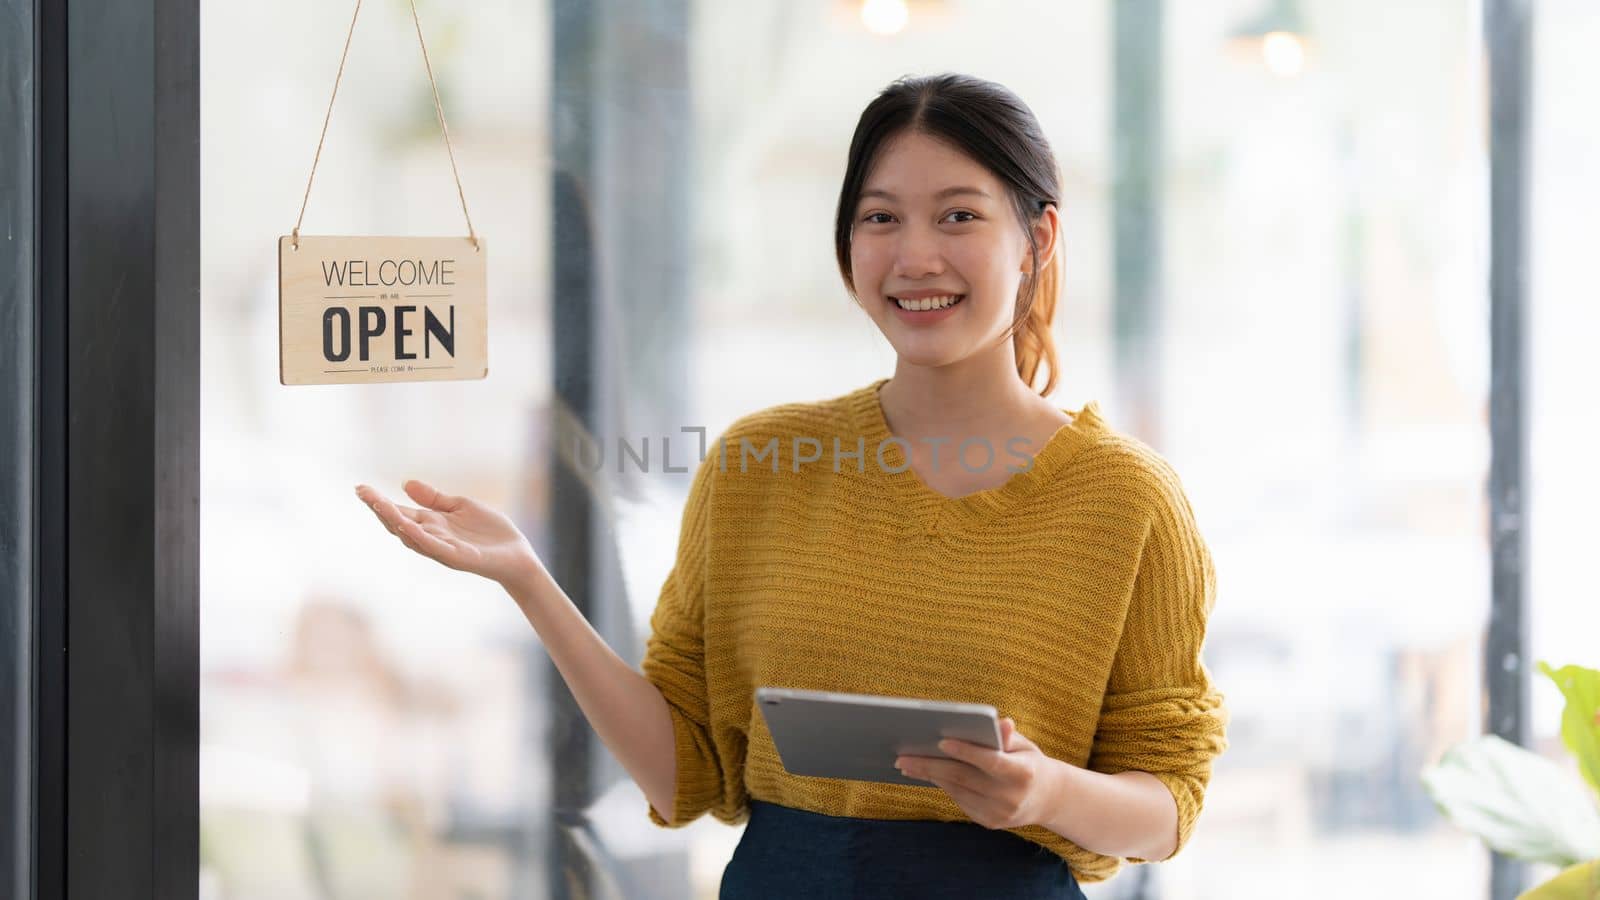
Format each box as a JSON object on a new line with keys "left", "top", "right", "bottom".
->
{"left": 640, "top": 377, "right": 1228, "bottom": 883}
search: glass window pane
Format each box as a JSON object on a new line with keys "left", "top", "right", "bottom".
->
{"left": 1528, "top": 1, "right": 1600, "bottom": 889}
{"left": 202, "top": 2, "right": 556, "bottom": 897}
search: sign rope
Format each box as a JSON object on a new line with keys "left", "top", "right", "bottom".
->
{"left": 289, "top": 0, "right": 478, "bottom": 251}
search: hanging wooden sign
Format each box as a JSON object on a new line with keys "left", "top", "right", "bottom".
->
{"left": 278, "top": 235, "right": 487, "bottom": 385}
{"left": 278, "top": 0, "right": 487, "bottom": 386}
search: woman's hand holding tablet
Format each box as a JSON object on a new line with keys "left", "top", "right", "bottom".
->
{"left": 755, "top": 686, "right": 1003, "bottom": 787}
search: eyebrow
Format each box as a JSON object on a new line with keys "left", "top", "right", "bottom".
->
{"left": 858, "top": 186, "right": 992, "bottom": 202}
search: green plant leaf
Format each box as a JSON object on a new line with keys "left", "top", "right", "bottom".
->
{"left": 1539, "top": 661, "right": 1600, "bottom": 800}
{"left": 1421, "top": 734, "right": 1600, "bottom": 867}
{"left": 1517, "top": 860, "right": 1600, "bottom": 900}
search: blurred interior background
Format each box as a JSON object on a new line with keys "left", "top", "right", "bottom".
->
{"left": 195, "top": 0, "right": 1598, "bottom": 897}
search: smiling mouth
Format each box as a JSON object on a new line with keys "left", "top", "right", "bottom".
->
{"left": 889, "top": 294, "right": 966, "bottom": 311}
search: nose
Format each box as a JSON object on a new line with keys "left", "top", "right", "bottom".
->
{"left": 891, "top": 223, "right": 945, "bottom": 281}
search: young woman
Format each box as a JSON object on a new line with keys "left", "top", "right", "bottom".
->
{"left": 357, "top": 73, "right": 1228, "bottom": 899}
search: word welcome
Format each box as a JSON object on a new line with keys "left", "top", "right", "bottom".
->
{"left": 322, "top": 258, "right": 457, "bottom": 288}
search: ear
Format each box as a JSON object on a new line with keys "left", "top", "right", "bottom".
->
{"left": 1022, "top": 203, "right": 1060, "bottom": 277}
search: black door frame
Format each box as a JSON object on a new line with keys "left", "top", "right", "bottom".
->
{"left": 3, "top": 0, "right": 40, "bottom": 894}
{"left": 1485, "top": 1, "right": 1533, "bottom": 898}
{"left": 13, "top": 0, "right": 200, "bottom": 897}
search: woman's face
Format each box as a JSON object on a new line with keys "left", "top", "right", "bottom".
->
{"left": 849, "top": 130, "right": 1055, "bottom": 370}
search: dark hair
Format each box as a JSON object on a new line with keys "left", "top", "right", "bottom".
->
{"left": 834, "top": 73, "right": 1063, "bottom": 396}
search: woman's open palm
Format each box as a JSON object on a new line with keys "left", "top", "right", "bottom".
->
{"left": 355, "top": 480, "right": 537, "bottom": 588}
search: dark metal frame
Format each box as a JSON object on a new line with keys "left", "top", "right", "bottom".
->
{"left": 3, "top": 0, "right": 38, "bottom": 895}
{"left": 1484, "top": 1, "right": 1532, "bottom": 899}
{"left": 16, "top": 0, "right": 201, "bottom": 897}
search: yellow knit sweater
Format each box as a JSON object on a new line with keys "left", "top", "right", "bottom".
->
{"left": 640, "top": 377, "right": 1228, "bottom": 883}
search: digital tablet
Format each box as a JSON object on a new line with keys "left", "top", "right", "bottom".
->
{"left": 755, "top": 686, "right": 1002, "bottom": 786}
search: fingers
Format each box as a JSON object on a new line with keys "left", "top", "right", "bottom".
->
{"left": 1001, "top": 718, "right": 1039, "bottom": 752}
{"left": 377, "top": 498, "right": 424, "bottom": 525}
{"left": 355, "top": 484, "right": 461, "bottom": 567}
{"left": 356, "top": 484, "right": 426, "bottom": 523}
{"left": 381, "top": 501, "right": 455, "bottom": 559}
{"left": 356, "top": 487, "right": 429, "bottom": 548}
{"left": 935, "top": 738, "right": 1005, "bottom": 776}
{"left": 404, "top": 479, "right": 462, "bottom": 513}
{"left": 356, "top": 486, "right": 399, "bottom": 535}
{"left": 379, "top": 498, "right": 422, "bottom": 529}
{"left": 397, "top": 517, "right": 458, "bottom": 560}
{"left": 903, "top": 756, "right": 979, "bottom": 793}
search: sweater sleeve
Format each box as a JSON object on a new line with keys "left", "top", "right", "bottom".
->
{"left": 640, "top": 449, "right": 738, "bottom": 827}
{"left": 1085, "top": 460, "right": 1229, "bottom": 863}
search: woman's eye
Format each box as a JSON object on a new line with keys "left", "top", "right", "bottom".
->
{"left": 860, "top": 211, "right": 975, "bottom": 225}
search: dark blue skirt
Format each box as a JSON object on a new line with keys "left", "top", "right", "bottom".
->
{"left": 719, "top": 799, "right": 1088, "bottom": 900}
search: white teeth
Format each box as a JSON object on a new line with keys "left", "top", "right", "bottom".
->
{"left": 894, "top": 294, "right": 962, "bottom": 311}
